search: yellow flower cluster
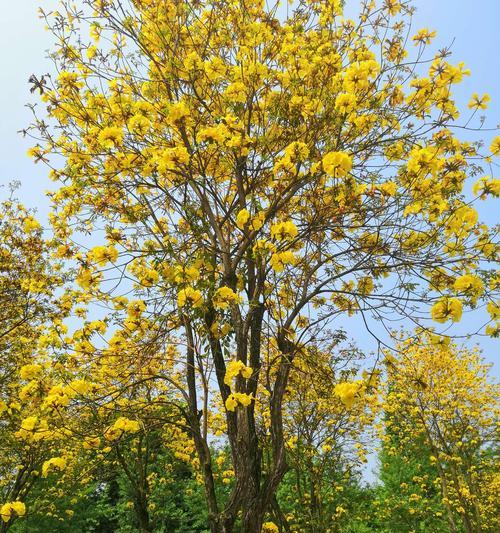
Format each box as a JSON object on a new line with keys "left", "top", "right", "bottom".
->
{"left": 225, "top": 392, "right": 253, "bottom": 412}
{"left": 224, "top": 360, "right": 253, "bottom": 386}
{"left": 23, "top": 215, "right": 41, "bottom": 233}
{"left": 269, "top": 251, "right": 297, "bottom": 272}
{"left": 213, "top": 287, "right": 241, "bottom": 310}
{"left": 431, "top": 297, "right": 463, "bottom": 323}
{"left": 42, "top": 456, "right": 67, "bottom": 477}
{"left": 19, "top": 364, "right": 43, "bottom": 380}
{"left": 454, "top": 275, "right": 484, "bottom": 298}
{"left": 90, "top": 245, "right": 119, "bottom": 266}
{"left": 177, "top": 287, "right": 203, "bottom": 308}
{"left": 0, "top": 501, "right": 26, "bottom": 523}
{"left": 334, "top": 381, "right": 363, "bottom": 409}
{"left": 322, "top": 151, "right": 352, "bottom": 177}
{"left": 236, "top": 209, "right": 265, "bottom": 231}
{"left": 472, "top": 176, "right": 500, "bottom": 199}
{"left": 490, "top": 136, "right": 500, "bottom": 156}
{"left": 97, "top": 126, "right": 123, "bottom": 149}
{"left": 270, "top": 221, "right": 298, "bottom": 241}
{"left": 105, "top": 417, "right": 141, "bottom": 441}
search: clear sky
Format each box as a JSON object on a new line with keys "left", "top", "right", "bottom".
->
{"left": 1, "top": 0, "right": 498, "bottom": 375}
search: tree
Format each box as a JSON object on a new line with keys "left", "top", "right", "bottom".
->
{"left": 275, "top": 335, "right": 379, "bottom": 532}
{"left": 374, "top": 420, "right": 449, "bottom": 532}
{"left": 380, "top": 333, "right": 499, "bottom": 533}
{"left": 27, "top": 0, "right": 498, "bottom": 530}
{"left": 0, "top": 192, "right": 66, "bottom": 531}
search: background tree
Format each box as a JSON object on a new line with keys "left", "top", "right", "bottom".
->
{"left": 273, "top": 334, "right": 379, "bottom": 532}
{"left": 0, "top": 192, "right": 67, "bottom": 530}
{"left": 380, "top": 333, "right": 499, "bottom": 533}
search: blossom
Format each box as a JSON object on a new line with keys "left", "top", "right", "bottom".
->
{"left": 1, "top": 502, "right": 26, "bottom": 523}
{"left": 224, "top": 360, "right": 253, "bottom": 385}
{"left": 113, "top": 417, "right": 141, "bottom": 433}
{"left": 90, "top": 245, "right": 119, "bottom": 266}
{"left": 20, "top": 416, "right": 38, "bottom": 432}
{"left": 236, "top": 208, "right": 250, "bottom": 230}
{"left": 431, "top": 297, "right": 463, "bottom": 323}
{"left": 270, "top": 221, "right": 298, "bottom": 241}
{"left": 269, "top": 251, "right": 296, "bottom": 272}
{"left": 335, "top": 92, "right": 357, "bottom": 114}
{"left": 454, "top": 274, "right": 484, "bottom": 297}
{"left": 97, "top": 126, "right": 123, "bottom": 149}
{"left": 334, "top": 381, "right": 363, "bottom": 408}
{"left": 167, "top": 101, "right": 190, "bottom": 123}
{"left": 490, "top": 136, "right": 500, "bottom": 156}
{"left": 467, "top": 93, "right": 490, "bottom": 110}
{"left": 225, "top": 392, "right": 253, "bottom": 411}
{"left": 105, "top": 417, "right": 141, "bottom": 441}
{"left": 177, "top": 287, "right": 204, "bottom": 308}
{"left": 23, "top": 216, "right": 41, "bottom": 233}
{"left": 224, "top": 81, "right": 247, "bottom": 103}
{"left": 472, "top": 176, "right": 500, "bottom": 199}
{"left": 213, "top": 287, "right": 241, "bottom": 310}
{"left": 19, "top": 364, "right": 42, "bottom": 380}
{"left": 412, "top": 28, "right": 437, "bottom": 45}
{"left": 128, "top": 114, "right": 150, "bottom": 134}
{"left": 42, "top": 456, "right": 67, "bottom": 477}
{"left": 322, "top": 151, "right": 352, "bottom": 177}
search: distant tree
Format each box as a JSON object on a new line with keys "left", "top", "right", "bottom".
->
{"left": 379, "top": 334, "right": 499, "bottom": 533}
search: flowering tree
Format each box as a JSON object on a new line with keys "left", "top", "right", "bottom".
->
{"left": 25, "top": 0, "right": 499, "bottom": 530}
{"left": 0, "top": 195, "right": 65, "bottom": 530}
{"left": 381, "top": 334, "right": 499, "bottom": 533}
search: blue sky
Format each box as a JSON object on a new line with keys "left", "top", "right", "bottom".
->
{"left": 1, "top": 0, "right": 498, "bottom": 374}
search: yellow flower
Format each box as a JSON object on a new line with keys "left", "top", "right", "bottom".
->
{"left": 334, "top": 381, "right": 363, "bottom": 408}
{"left": 19, "top": 364, "right": 42, "bottom": 380}
{"left": 224, "top": 360, "right": 253, "bottom": 385}
{"left": 42, "top": 457, "right": 67, "bottom": 477}
{"left": 431, "top": 297, "right": 463, "bottom": 323}
{"left": 225, "top": 392, "right": 253, "bottom": 412}
{"left": 113, "top": 417, "right": 141, "bottom": 433}
{"left": 236, "top": 208, "right": 250, "bottom": 230}
{"left": 284, "top": 141, "right": 309, "bottom": 162}
{"left": 467, "top": 93, "right": 490, "bottom": 110}
{"left": 270, "top": 221, "right": 298, "bottom": 241}
{"left": 167, "top": 101, "right": 190, "bottom": 123}
{"left": 262, "top": 522, "right": 279, "bottom": 533}
{"left": 322, "top": 151, "right": 353, "bottom": 177}
{"left": 127, "top": 299, "right": 146, "bottom": 317}
{"left": 453, "top": 274, "right": 484, "bottom": 297}
{"left": 253, "top": 239, "right": 275, "bottom": 256}
{"left": 213, "top": 287, "right": 241, "bottom": 310}
{"left": 20, "top": 416, "right": 38, "bottom": 432}
{"left": 1, "top": 502, "right": 26, "bottom": 523}
{"left": 412, "top": 28, "right": 437, "bottom": 45}
{"left": 90, "top": 245, "right": 119, "bottom": 266}
{"left": 224, "top": 81, "right": 247, "bottom": 103}
{"left": 97, "top": 126, "right": 123, "bottom": 149}
{"left": 128, "top": 114, "right": 150, "bottom": 134}
{"left": 68, "top": 379, "right": 92, "bottom": 396}
{"left": 177, "top": 287, "right": 204, "bottom": 308}
{"left": 225, "top": 394, "right": 238, "bottom": 411}
{"left": 335, "top": 92, "right": 357, "bottom": 114}
{"left": 269, "top": 251, "right": 296, "bottom": 272}
{"left": 489, "top": 136, "right": 500, "bottom": 156}
{"left": 249, "top": 211, "right": 265, "bottom": 231}
{"left": 23, "top": 216, "right": 41, "bottom": 233}
{"left": 198, "top": 124, "right": 231, "bottom": 144}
